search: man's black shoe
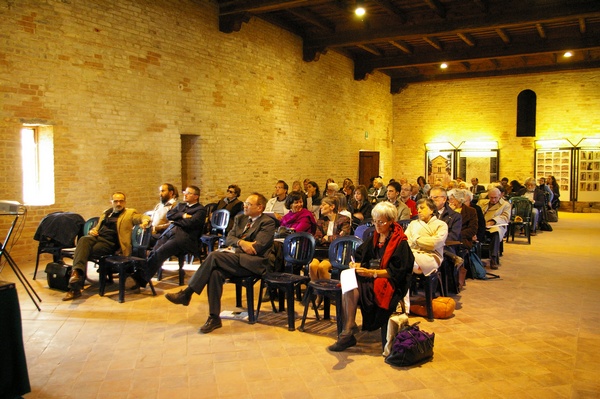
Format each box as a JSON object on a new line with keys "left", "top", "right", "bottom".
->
{"left": 200, "top": 316, "right": 222, "bottom": 334}
{"left": 165, "top": 290, "right": 191, "bottom": 306}
{"left": 328, "top": 335, "right": 357, "bottom": 352}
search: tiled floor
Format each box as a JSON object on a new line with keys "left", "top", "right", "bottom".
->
{"left": 4, "top": 212, "right": 600, "bottom": 398}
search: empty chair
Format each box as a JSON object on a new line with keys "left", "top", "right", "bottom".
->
{"left": 506, "top": 196, "right": 533, "bottom": 244}
{"left": 200, "top": 209, "right": 230, "bottom": 254}
{"left": 98, "top": 225, "right": 156, "bottom": 303}
{"left": 256, "top": 232, "right": 315, "bottom": 331}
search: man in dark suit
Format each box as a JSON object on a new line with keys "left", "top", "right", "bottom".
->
{"left": 140, "top": 185, "right": 206, "bottom": 283}
{"left": 165, "top": 192, "right": 276, "bottom": 333}
{"left": 470, "top": 178, "right": 485, "bottom": 194}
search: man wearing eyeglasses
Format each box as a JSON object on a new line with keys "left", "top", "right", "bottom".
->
{"left": 138, "top": 186, "right": 206, "bottom": 284}
{"left": 477, "top": 187, "right": 511, "bottom": 269}
{"left": 264, "top": 180, "right": 289, "bottom": 220}
{"left": 63, "top": 191, "right": 150, "bottom": 301}
{"left": 216, "top": 184, "right": 243, "bottom": 231}
{"left": 164, "top": 192, "right": 276, "bottom": 334}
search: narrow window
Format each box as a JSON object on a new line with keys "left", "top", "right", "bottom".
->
{"left": 21, "top": 125, "right": 55, "bottom": 205}
{"left": 516, "top": 89, "right": 536, "bottom": 137}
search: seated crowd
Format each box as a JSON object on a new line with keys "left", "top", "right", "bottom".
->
{"left": 57, "top": 174, "right": 556, "bottom": 352}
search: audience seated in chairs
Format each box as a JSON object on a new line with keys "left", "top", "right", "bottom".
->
{"left": 368, "top": 177, "right": 386, "bottom": 203}
{"left": 265, "top": 180, "right": 289, "bottom": 221}
{"left": 448, "top": 189, "right": 479, "bottom": 288}
{"left": 416, "top": 176, "right": 430, "bottom": 198}
{"left": 477, "top": 187, "right": 511, "bottom": 270}
{"left": 386, "top": 181, "right": 411, "bottom": 222}
{"left": 215, "top": 184, "right": 244, "bottom": 232}
{"left": 63, "top": 191, "right": 150, "bottom": 301}
{"left": 164, "top": 193, "right": 276, "bottom": 334}
{"left": 400, "top": 182, "right": 418, "bottom": 218}
{"left": 328, "top": 201, "right": 414, "bottom": 352}
{"left": 305, "top": 181, "right": 322, "bottom": 220}
{"left": 138, "top": 186, "right": 206, "bottom": 285}
{"left": 279, "top": 191, "right": 317, "bottom": 234}
{"left": 547, "top": 175, "right": 561, "bottom": 210}
{"left": 405, "top": 198, "right": 449, "bottom": 282}
{"left": 348, "top": 184, "right": 372, "bottom": 229}
{"left": 149, "top": 183, "right": 178, "bottom": 246}
{"left": 517, "top": 177, "right": 546, "bottom": 234}
{"left": 309, "top": 196, "right": 352, "bottom": 290}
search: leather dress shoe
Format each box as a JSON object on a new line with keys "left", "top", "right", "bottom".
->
{"left": 68, "top": 270, "right": 83, "bottom": 285}
{"left": 328, "top": 334, "right": 357, "bottom": 352}
{"left": 200, "top": 316, "right": 222, "bottom": 334}
{"left": 62, "top": 290, "right": 82, "bottom": 301}
{"left": 165, "top": 290, "right": 191, "bottom": 306}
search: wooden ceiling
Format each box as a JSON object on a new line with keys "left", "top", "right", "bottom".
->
{"left": 215, "top": 0, "right": 600, "bottom": 92}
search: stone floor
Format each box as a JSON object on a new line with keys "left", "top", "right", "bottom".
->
{"left": 3, "top": 212, "right": 600, "bottom": 398}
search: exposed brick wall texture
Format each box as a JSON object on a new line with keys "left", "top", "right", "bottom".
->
{"left": 0, "top": 0, "right": 392, "bottom": 263}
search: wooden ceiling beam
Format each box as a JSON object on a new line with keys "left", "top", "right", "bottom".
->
{"left": 536, "top": 23, "right": 547, "bottom": 39}
{"left": 389, "top": 40, "right": 413, "bottom": 54}
{"left": 219, "top": 0, "right": 329, "bottom": 16}
{"left": 357, "top": 44, "right": 382, "bottom": 56}
{"left": 495, "top": 28, "right": 511, "bottom": 44}
{"left": 304, "top": 3, "right": 600, "bottom": 48}
{"left": 457, "top": 32, "right": 476, "bottom": 47}
{"left": 288, "top": 8, "right": 335, "bottom": 32}
{"left": 423, "top": 0, "right": 446, "bottom": 19}
{"left": 423, "top": 36, "right": 443, "bottom": 51}
{"left": 356, "top": 35, "right": 600, "bottom": 72}
{"left": 579, "top": 17, "right": 587, "bottom": 34}
{"left": 390, "top": 59, "right": 600, "bottom": 86}
{"left": 371, "top": 0, "right": 408, "bottom": 23}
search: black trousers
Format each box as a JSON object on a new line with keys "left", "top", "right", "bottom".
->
{"left": 187, "top": 251, "right": 261, "bottom": 317}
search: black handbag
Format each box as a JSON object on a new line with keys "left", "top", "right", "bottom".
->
{"left": 45, "top": 261, "right": 72, "bottom": 291}
{"left": 385, "top": 322, "right": 435, "bottom": 367}
{"left": 274, "top": 226, "right": 295, "bottom": 239}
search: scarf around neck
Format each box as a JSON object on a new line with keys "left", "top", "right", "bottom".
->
{"left": 372, "top": 221, "right": 407, "bottom": 269}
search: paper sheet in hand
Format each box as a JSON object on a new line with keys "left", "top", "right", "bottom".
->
{"left": 340, "top": 268, "right": 358, "bottom": 294}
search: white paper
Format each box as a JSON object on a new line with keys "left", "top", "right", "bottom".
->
{"left": 340, "top": 268, "right": 358, "bottom": 294}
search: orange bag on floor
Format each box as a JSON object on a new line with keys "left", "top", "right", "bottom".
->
{"left": 410, "top": 297, "right": 456, "bottom": 319}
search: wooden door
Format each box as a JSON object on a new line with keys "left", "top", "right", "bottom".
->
{"left": 358, "top": 151, "right": 380, "bottom": 187}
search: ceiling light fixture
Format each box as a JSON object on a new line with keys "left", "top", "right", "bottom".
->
{"left": 440, "top": 63, "right": 448, "bottom": 69}
{"left": 563, "top": 51, "right": 573, "bottom": 58}
{"left": 355, "top": 1, "right": 366, "bottom": 17}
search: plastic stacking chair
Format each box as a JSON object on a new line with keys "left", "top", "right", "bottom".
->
{"left": 299, "top": 236, "right": 362, "bottom": 335}
{"left": 506, "top": 196, "right": 533, "bottom": 244}
{"left": 98, "top": 226, "right": 156, "bottom": 303}
{"left": 200, "top": 209, "right": 230, "bottom": 254}
{"left": 256, "top": 232, "right": 315, "bottom": 331}
{"left": 411, "top": 269, "right": 445, "bottom": 322}
{"left": 33, "top": 212, "right": 85, "bottom": 280}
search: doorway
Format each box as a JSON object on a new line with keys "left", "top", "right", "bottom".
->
{"left": 358, "top": 151, "right": 380, "bottom": 188}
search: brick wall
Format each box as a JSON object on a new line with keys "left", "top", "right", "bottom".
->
{"left": 392, "top": 71, "right": 600, "bottom": 188}
{"left": 0, "top": 0, "right": 392, "bottom": 264}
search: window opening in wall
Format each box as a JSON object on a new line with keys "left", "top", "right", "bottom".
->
{"left": 21, "top": 125, "right": 55, "bottom": 205}
{"left": 516, "top": 89, "right": 536, "bottom": 137}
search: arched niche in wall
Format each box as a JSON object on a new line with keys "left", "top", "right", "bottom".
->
{"left": 517, "top": 89, "right": 537, "bottom": 137}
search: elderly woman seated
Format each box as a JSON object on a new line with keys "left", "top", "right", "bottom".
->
{"left": 447, "top": 189, "right": 478, "bottom": 249}
{"left": 328, "top": 201, "right": 414, "bottom": 352}
{"left": 309, "top": 196, "right": 351, "bottom": 284}
{"left": 404, "top": 198, "right": 448, "bottom": 277}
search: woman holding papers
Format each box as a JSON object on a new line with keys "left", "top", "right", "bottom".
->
{"left": 328, "top": 201, "right": 414, "bottom": 352}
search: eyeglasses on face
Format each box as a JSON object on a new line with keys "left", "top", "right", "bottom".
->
{"left": 227, "top": 189, "right": 235, "bottom": 193}
{"left": 429, "top": 195, "right": 445, "bottom": 200}
{"left": 244, "top": 202, "right": 257, "bottom": 207}
{"left": 373, "top": 220, "right": 390, "bottom": 226}
{"left": 183, "top": 191, "right": 198, "bottom": 196}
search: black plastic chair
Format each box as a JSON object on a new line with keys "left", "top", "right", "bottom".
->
{"left": 59, "top": 217, "right": 99, "bottom": 262}
{"left": 200, "top": 209, "right": 230, "bottom": 254}
{"left": 299, "top": 236, "right": 362, "bottom": 335}
{"left": 256, "top": 232, "right": 315, "bottom": 331}
{"left": 506, "top": 196, "right": 533, "bottom": 244}
{"left": 411, "top": 269, "right": 444, "bottom": 322}
{"left": 98, "top": 226, "right": 156, "bottom": 303}
{"left": 33, "top": 212, "right": 86, "bottom": 280}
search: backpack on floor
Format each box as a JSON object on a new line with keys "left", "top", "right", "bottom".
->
{"left": 468, "top": 249, "right": 499, "bottom": 280}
